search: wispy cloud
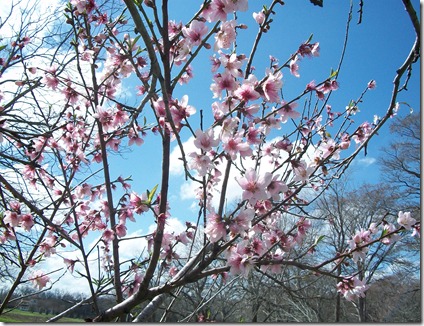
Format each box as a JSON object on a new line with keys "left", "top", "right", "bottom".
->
{"left": 355, "top": 157, "right": 377, "bottom": 167}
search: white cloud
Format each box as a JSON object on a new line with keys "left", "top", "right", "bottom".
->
{"left": 169, "top": 136, "right": 196, "bottom": 176}
{"left": 355, "top": 157, "right": 377, "bottom": 167}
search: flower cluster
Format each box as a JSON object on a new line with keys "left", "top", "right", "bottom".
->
{"left": 1, "top": 202, "right": 35, "bottom": 243}
{"left": 337, "top": 276, "right": 369, "bottom": 301}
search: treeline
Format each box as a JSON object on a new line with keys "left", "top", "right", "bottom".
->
{"left": 131, "top": 257, "right": 419, "bottom": 322}
{"left": 0, "top": 288, "right": 114, "bottom": 320}
{"left": 1, "top": 268, "right": 419, "bottom": 322}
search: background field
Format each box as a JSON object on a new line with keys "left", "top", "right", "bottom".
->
{"left": 0, "top": 309, "right": 83, "bottom": 323}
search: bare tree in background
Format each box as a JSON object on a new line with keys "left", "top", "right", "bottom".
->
{"left": 380, "top": 111, "right": 420, "bottom": 210}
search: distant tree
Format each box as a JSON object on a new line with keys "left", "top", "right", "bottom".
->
{"left": 365, "top": 271, "right": 421, "bottom": 322}
{"left": 313, "top": 178, "right": 420, "bottom": 322}
{"left": 380, "top": 112, "right": 420, "bottom": 209}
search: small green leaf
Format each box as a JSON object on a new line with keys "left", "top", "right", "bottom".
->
{"left": 0, "top": 45, "right": 7, "bottom": 52}
{"left": 314, "top": 235, "right": 325, "bottom": 246}
{"left": 306, "top": 33, "right": 314, "bottom": 44}
{"left": 329, "top": 69, "right": 338, "bottom": 79}
{"left": 380, "top": 228, "right": 388, "bottom": 238}
{"left": 148, "top": 184, "right": 158, "bottom": 204}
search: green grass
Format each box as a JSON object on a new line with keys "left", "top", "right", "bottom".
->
{"left": 0, "top": 309, "right": 83, "bottom": 323}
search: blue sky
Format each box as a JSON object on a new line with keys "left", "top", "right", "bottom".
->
{"left": 107, "top": 0, "right": 420, "bottom": 232}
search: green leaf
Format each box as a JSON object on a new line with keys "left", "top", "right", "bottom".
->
{"left": 0, "top": 45, "right": 6, "bottom": 52}
{"left": 306, "top": 33, "right": 314, "bottom": 44}
{"left": 329, "top": 68, "right": 338, "bottom": 79}
{"left": 314, "top": 235, "right": 325, "bottom": 246}
{"left": 380, "top": 228, "right": 388, "bottom": 238}
{"left": 347, "top": 99, "right": 355, "bottom": 108}
{"left": 148, "top": 184, "right": 158, "bottom": 204}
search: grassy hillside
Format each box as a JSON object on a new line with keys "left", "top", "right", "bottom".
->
{"left": 0, "top": 309, "right": 83, "bottom": 323}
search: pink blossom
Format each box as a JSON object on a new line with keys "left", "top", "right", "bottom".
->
{"left": 380, "top": 223, "right": 401, "bottom": 244}
{"left": 317, "top": 79, "right": 339, "bottom": 94}
{"left": 223, "top": 0, "right": 248, "bottom": 13}
{"left": 339, "top": 133, "right": 350, "bottom": 150}
{"left": 226, "top": 242, "right": 255, "bottom": 278}
{"left": 179, "top": 65, "right": 194, "bottom": 84}
{"left": 194, "top": 128, "right": 219, "bottom": 151}
{"left": 168, "top": 20, "right": 182, "bottom": 38}
{"left": 128, "top": 127, "right": 144, "bottom": 146}
{"left": 188, "top": 152, "right": 213, "bottom": 176}
{"left": 291, "top": 160, "right": 314, "bottom": 184}
{"left": 95, "top": 106, "right": 114, "bottom": 132}
{"left": 115, "top": 222, "right": 127, "bottom": 238}
{"left": 39, "top": 236, "right": 57, "bottom": 257}
{"left": 62, "top": 82, "right": 79, "bottom": 104}
{"left": 262, "top": 69, "right": 283, "bottom": 103}
{"left": 80, "top": 47, "right": 95, "bottom": 63}
{"left": 289, "top": 56, "right": 300, "bottom": 77}
{"left": 352, "top": 122, "right": 373, "bottom": 144}
{"left": 64, "top": 258, "right": 77, "bottom": 273}
{"left": 397, "top": 211, "right": 416, "bottom": 230}
{"left": 245, "top": 124, "right": 262, "bottom": 145}
{"left": 295, "top": 217, "right": 312, "bottom": 243}
{"left": 75, "top": 183, "right": 93, "bottom": 199}
{"left": 260, "top": 248, "right": 285, "bottom": 274}
{"left": 253, "top": 10, "right": 265, "bottom": 25}
{"left": 214, "top": 20, "right": 237, "bottom": 51}
{"left": 175, "top": 231, "right": 190, "bottom": 245}
{"left": 298, "top": 42, "right": 320, "bottom": 58}
{"left": 182, "top": 20, "right": 208, "bottom": 46}
{"left": 267, "top": 175, "right": 288, "bottom": 200}
{"left": 219, "top": 52, "right": 244, "bottom": 77}
{"left": 279, "top": 101, "right": 300, "bottom": 122}
{"left": 202, "top": 0, "right": 228, "bottom": 22}
{"left": 170, "top": 95, "right": 196, "bottom": 128}
{"left": 234, "top": 77, "right": 260, "bottom": 102}
{"left": 42, "top": 65, "right": 59, "bottom": 90}
{"left": 30, "top": 270, "right": 50, "bottom": 290}
{"left": 274, "top": 138, "right": 293, "bottom": 152}
{"left": 237, "top": 169, "right": 272, "bottom": 204}
{"left": 228, "top": 207, "right": 254, "bottom": 236}
{"left": 411, "top": 225, "right": 420, "bottom": 238}
{"left": 337, "top": 276, "right": 369, "bottom": 301}
{"left": 3, "top": 211, "right": 20, "bottom": 227}
{"left": 20, "top": 214, "right": 34, "bottom": 231}
{"left": 205, "top": 213, "right": 226, "bottom": 243}
{"left": 2, "top": 229, "right": 16, "bottom": 242}
{"left": 210, "top": 71, "right": 238, "bottom": 99}
{"left": 125, "top": 272, "right": 144, "bottom": 296}
{"left": 203, "top": 0, "right": 246, "bottom": 22}
{"left": 102, "top": 229, "right": 115, "bottom": 243}
{"left": 113, "top": 108, "right": 129, "bottom": 126}
{"left": 367, "top": 79, "right": 377, "bottom": 89}
{"left": 71, "top": 0, "right": 96, "bottom": 14}
{"left": 222, "top": 131, "right": 252, "bottom": 161}
{"left": 348, "top": 229, "right": 371, "bottom": 262}
{"left": 316, "top": 138, "right": 340, "bottom": 160}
